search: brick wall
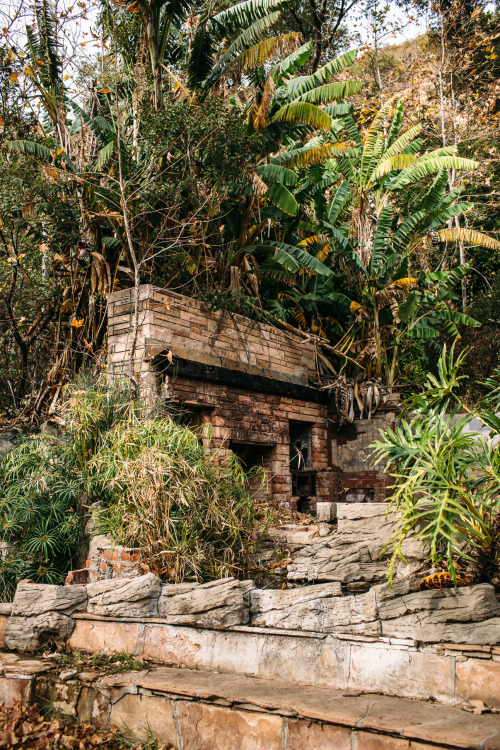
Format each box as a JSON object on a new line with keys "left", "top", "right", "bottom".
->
{"left": 329, "top": 415, "right": 396, "bottom": 502}
{"left": 107, "top": 285, "right": 318, "bottom": 387}
{"left": 167, "top": 375, "right": 330, "bottom": 509}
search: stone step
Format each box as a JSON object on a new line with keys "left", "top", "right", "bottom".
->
{"left": 1, "top": 654, "right": 499, "bottom": 750}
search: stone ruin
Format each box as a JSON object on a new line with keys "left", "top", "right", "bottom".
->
{"left": 1, "top": 286, "right": 499, "bottom": 748}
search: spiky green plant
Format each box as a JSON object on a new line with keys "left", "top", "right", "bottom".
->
{"left": 371, "top": 344, "right": 500, "bottom": 585}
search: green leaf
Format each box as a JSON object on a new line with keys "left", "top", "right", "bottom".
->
{"left": 294, "top": 80, "right": 362, "bottom": 105}
{"left": 255, "top": 164, "right": 298, "bottom": 185}
{"left": 272, "top": 102, "right": 332, "bottom": 129}
{"left": 390, "top": 156, "right": 478, "bottom": 190}
{"left": 265, "top": 183, "right": 298, "bottom": 214}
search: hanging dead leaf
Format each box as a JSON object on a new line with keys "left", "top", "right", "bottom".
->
{"left": 9, "top": 71, "right": 19, "bottom": 85}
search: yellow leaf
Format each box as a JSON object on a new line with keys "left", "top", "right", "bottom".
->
{"left": 71, "top": 318, "right": 85, "bottom": 328}
{"left": 99, "top": 88, "right": 112, "bottom": 93}
{"left": 126, "top": 2, "right": 139, "bottom": 10}
{"left": 393, "top": 277, "right": 417, "bottom": 288}
{"left": 166, "top": 350, "right": 173, "bottom": 363}
{"left": 350, "top": 300, "right": 363, "bottom": 312}
{"left": 9, "top": 71, "right": 19, "bottom": 85}
{"left": 53, "top": 253, "right": 65, "bottom": 261}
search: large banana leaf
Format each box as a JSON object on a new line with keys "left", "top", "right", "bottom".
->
{"left": 252, "top": 241, "right": 333, "bottom": 275}
{"left": 294, "top": 80, "right": 362, "bottom": 105}
{"left": 381, "top": 124, "right": 422, "bottom": 161}
{"left": 271, "top": 41, "right": 312, "bottom": 80}
{"left": 286, "top": 49, "right": 358, "bottom": 100}
{"left": 271, "top": 102, "right": 332, "bottom": 129}
{"left": 436, "top": 228, "right": 500, "bottom": 251}
{"left": 230, "top": 33, "right": 301, "bottom": 73}
{"left": 265, "top": 183, "right": 298, "bottom": 214}
{"left": 370, "top": 154, "right": 417, "bottom": 183}
{"left": 255, "top": 164, "right": 298, "bottom": 185}
{"left": 390, "top": 156, "right": 478, "bottom": 190}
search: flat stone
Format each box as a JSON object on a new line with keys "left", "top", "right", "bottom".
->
{"left": 5, "top": 612, "right": 76, "bottom": 651}
{"left": 0, "top": 676, "right": 32, "bottom": 705}
{"left": 403, "top": 712, "right": 500, "bottom": 748}
{"left": 159, "top": 577, "right": 254, "bottom": 628}
{"left": 287, "top": 719, "right": 351, "bottom": 749}
{"left": 455, "top": 659, "right": 500, "bottom": 708}
{"left": 87, "top": 573, "right": 161, "bottom": 617}
{"left": 380, "top": 615, "right": 500, "bottom": 645}
{"left": 287, "top": 503, "right": 425, "bottom": 583}
{"left": 3, "top": 660, "right": 53, "bottom": 676}
{"left": 109, "top": 693, "right": 178, "bottom": 745}
{"left": 67, "top": 619, "right": 140, "bottom": 655}
{"left": 356, "top": 734, "right": 411, "bottom": 750}
{"left": 376, "top": 584, "right": 500, "bottom": 623}
{"left": 358, "top": 695, "right": 458, "bottom": 734}
{"left": 177, "top": 701, "right": 282, "bottom": 750}
{"left": 59, "top": 669, "right": 78, "bottom": 681}
{"left": 10, "top": 581, "right": 87, "bottom": 617}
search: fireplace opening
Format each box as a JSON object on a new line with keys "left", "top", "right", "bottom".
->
{"left": 230, "top": 441, "right": 275, "bottom": 502}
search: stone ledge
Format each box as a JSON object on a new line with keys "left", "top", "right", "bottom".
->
{"left": 2, "top": 655, "right": 500, "bottom": 750}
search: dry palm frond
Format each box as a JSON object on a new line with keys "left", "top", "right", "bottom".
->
{"left": 253, "top": 74, "right": 275, "bottom": 131}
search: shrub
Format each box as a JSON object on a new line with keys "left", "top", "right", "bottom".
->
{"left": 91, "top": 418, "right": 258, "bottom": 582}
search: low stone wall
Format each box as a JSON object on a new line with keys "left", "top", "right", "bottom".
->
{"left": 2, "top": 655, "right": 500, "bottom": 750}
{"left": 1, "top": 569, "right": 500, "bottom": 709}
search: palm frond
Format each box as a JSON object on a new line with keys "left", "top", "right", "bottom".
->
{"left": 386, "top": 99, "right": 403, "bottom": 147}
{"left": 231, "top": 32, "right": 301, "bottom": 73}
{"left": 370, "top": 153, "right": 417, "bottom": 183}
{"left": 293, "top": 80, "right": 362, "bottom": 105}
{"left": 265, "top": 183, "right": 298, "bottom": 214}
{"left": 255, "top": 164, "right": 298, "bottom": 185}
{"left": 271, "top": 41, "right": 312, "bottom": 81}
{"left": 382, "top": 124, "right": 422, "bottom": 161}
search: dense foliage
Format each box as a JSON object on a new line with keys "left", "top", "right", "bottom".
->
{"left": 0, "top": 379, "right": 258, "bottom": 598}
{"left": 0, "top": 0, "right": 498, "bottom": 416}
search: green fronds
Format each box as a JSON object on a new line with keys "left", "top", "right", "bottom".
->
{"left": 360, "top": 104, "right": 391, "bottom": 186}
{"left": 382, "top": 124, "right": 422, "bottom": 161}
{"left": 255, "top": 164, "right": 298, "bottom": 185}
{"left": 389, "top": 156, "right": 478, "bottom": 190}
{"left": 7, "top": 140, "right": 53, "bottom": 160}
{"left": 369, "top": 154, "right": 417, "bottom": 183}
{"left": 271, "top": 102, "right": 332, "bottom": 129}
{"left": 386, "top": 99, "right": 403, "bottom": 148}
{"left": 437, "top": 228, "right": 500, "bottom": 250}
{"left": 288, "top": 49, "right": 359, "bottom": 100}
{"left": 276, "top": 141, "right": 348, "bottom": 168}
{"left": 294, "top": 80, "right": 363, "bottom": 105}
{"left": 271, "top": 41, "right": 312, "bottom": 81}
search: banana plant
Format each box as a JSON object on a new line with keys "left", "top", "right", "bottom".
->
{"left": 265, "top": 101, "right": 500, "bottom": 384}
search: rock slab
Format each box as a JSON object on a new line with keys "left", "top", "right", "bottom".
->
{"left": 87, "top": 573, "right": 161, "bottom": 617}
{"left": 159, "top": 577, "right": 254, "bottom": 628}
{"left": 5, "top": 582, "right": 88, "bottom": 651}
{"left": 287, "top": 503, "right": 425, "bottom": 584}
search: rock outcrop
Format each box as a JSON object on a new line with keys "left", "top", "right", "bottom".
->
{"left": 5, "top": 582, "right": 87, "bottom": 650}
{"left": 287, "top": 503, "right": 425, "bottom": 583}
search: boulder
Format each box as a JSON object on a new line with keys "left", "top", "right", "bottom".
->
{"left": 287, "top": 503, "right": 425, "bottom": 584}
{"left": 10, "top": 582, "right": 87, "bottom": 617}
{"left": 87, "top": 573, "right": 161, "bottom": 617}
{"left": 159, "top": 577, "right": 254, "bottom": 628}
{"left": 5, "top": 612, "right": 76, "bottom": 651}
{"left": 250, "top": 582, "right": 379, "bottom": 633}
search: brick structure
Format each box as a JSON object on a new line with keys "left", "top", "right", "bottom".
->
{"left": 107, "top": 285, "right": 395, "bottom": 510}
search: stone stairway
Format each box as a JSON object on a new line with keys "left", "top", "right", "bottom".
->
{"left": 1, "top": 653, "right": 500, "bottom": 750}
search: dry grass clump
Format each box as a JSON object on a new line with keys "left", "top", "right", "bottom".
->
{"left": 91, "top": 418, "right": 259, "bottom": 582}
